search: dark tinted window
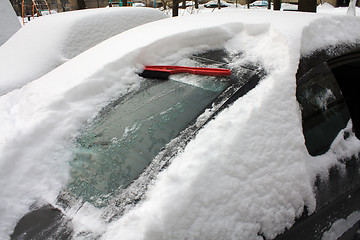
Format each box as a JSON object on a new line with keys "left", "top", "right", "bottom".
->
{"left": 330, "top": 58, "right": 360, "bottom": 139}
{"left": 296, "top": 63, "right": 350, "bottom": 156}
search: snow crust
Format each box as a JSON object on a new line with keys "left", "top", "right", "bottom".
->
{"left": 0, "top": 7, "right": 167, "bottom": 95}
{"left": 0, "top": 0, "right": 21, "bottom": 46}
{"left": 1, "top": 7, "right": 360, "bottom": 240}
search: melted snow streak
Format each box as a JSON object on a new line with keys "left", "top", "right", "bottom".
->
{"left": 322, "top": 211, "right": 360, "bottom": 240}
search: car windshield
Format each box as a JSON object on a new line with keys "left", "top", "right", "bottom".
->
{"left": 66, "top": 67, "right": 231, "bottom": 206}
{"left": 62, "top": 49, "right": 265, "bottom": 208}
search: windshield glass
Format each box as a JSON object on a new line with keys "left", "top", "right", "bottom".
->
{"left": 67, "top": 75, "right": 231, "bottom": 206}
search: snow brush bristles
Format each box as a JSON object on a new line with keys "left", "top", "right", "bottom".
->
{"left": 139, "top": 66, "right": 231, "bottom": 80}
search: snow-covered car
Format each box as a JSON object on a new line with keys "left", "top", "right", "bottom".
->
{"left": 133, "top": 2, "right": 146, "bottom": 7}
{"left": 204, "top": 0, "right": 230, "bottom": 8}
{"left": 249, "top": 0, "right": 268, "bottom": 7}
{"left": 2, "top": 10, "right": 360, "bottom": 240}
{"left": 0, "top": 7, "right": 167, "bottom": 95}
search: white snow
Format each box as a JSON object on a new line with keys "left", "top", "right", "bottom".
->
{"left": 0, "top": 7, "right": 167, "bottom": 95}
{"left": 204, "top": 0, "right": 230, "bottom": 7}
{"left": 0, "top": 6, "right": 360, "bottom": 240}
{"left": 301, "top": 14, "right": 360, "bottom": 55}
{"left": 162, "top": 1, "right": 360, "bottom": 16}
{"left": 101, "top": 12, "right": 321, "bottom": 240}
{"left": 0, "top": 0, "right": 21, "bottom": 46}
{"left": 317, "top": 2, "right": 360, "bottom": 15}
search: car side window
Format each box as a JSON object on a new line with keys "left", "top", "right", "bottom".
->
{"left": 296, "top": 63, "right": 350, "bottom": 156}
{"left": 330, "top": 56, "right": 360, "bottom": 139}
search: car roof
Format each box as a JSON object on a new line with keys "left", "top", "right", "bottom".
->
{"left": 0, "top": 7, "right": 168, "bottom": 95}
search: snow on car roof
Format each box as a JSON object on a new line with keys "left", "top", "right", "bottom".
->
{"left": 0, "top": 7, "right": 168, "bottom": 95}
{"left": 1, "top": 9, "right": 360, "bottom": 240}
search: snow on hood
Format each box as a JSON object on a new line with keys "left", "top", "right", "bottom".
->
{"left": 1, "top": 9, "right": 360, "bottom": 240}
{"left": 0, "top": 7, "right": 167, "bottom": 95}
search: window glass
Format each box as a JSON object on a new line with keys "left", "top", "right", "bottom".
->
{"left": 330, "top": 59, "right": 360, "bottom": 139}
{"left": 63, "top": 49, "right": 266, "bottom": 207}
{"left": 296, "top": 63, "right": 350, "bottom": 156}
{"left": 67, "top": 77, "right": 231, "bottom": 206}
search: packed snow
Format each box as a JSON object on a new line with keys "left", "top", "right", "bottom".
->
{"left": 0, "top": 7, "right": 167, "bottom": 95}
{"left": 1, "top": 5, "right": 360, "bottom": 240}
{"left": 0, "top": 0, "right": 21, "bottom": 46}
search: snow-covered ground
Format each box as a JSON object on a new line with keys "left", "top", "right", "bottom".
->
{"left": 162, "top": 2, "right": 360, "bottom": 16}
{"left": 1, "top": 5, "right": 360, "bottom": 240}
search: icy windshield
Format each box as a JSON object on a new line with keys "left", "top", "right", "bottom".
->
{"left": 67, "top": 75, "right": 230, "bottom": 206}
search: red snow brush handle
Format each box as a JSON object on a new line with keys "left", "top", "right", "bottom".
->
{"left": 144, "top": 66, "right": 231, "bottom": 76}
